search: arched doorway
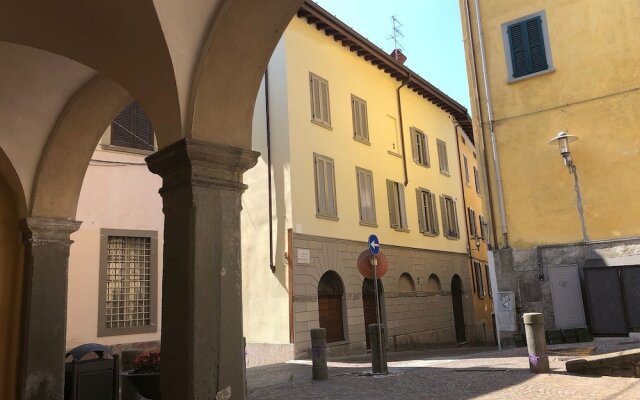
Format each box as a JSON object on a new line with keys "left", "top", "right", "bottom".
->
{"left": 318, "top": 271, "right": 346, "bottom": 343}
{"left": 451, "top": 274, "right": 466, "bottom": 343}
{"left": 362, "top": 278, "right": 385, "bottom": 349}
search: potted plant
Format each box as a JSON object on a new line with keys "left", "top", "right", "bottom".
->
{"left": 122, "top": 351, "right": 161, "bottom": 400}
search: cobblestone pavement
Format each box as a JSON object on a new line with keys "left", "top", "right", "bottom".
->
{"left": 247, "top": 338, "right": 640, "bottom": 399}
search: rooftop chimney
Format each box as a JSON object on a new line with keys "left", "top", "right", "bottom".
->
{"left": 390, "top": 49, "right": 407, "bottom": 64}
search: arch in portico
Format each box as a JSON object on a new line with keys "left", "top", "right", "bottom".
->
{"left": 0, "top": 147, "right": 26, "bottom": 400}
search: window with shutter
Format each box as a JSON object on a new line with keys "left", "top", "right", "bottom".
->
{"left": 416, "top": 188, "right": 439, "bottom": 236}
{"left": 468, "top": 208, "right": 477, "bottom": 237}
{"left": 356, "top": 168, "right": 376, "bottom": 225}
{"left": 387, "top": 180, "right": 407, "bottom": 230}
{"left": 485, "top": 264, "right": 493, "bottom": 298}
{"left": 310, "top": 73, "right": 331, "bottom": 127}
{"left": 410, "top": 127, "right": 430, "bottom": 167}
{"left": 314, "top": 154, "right": 337, "bottom": 218}
{"left": 473, "top": 167, "right": 481, "bottom": 195}
{"left": 463, "top": 155, "right": 470, "bottom": 185}
{"left": 351, "top": 95, "right": 369, "bottom": 143}
{"left": 504, "top": 12, "right": 552, "bottom": 80}
{"left": 437, "top": 139, "right": 449, "bottom": 175}
{"left": 441, "top": 195, "right": 459, "bottom": 239}
{"left": 474, "top": 261, "right": 485, "bottom": 298}
{"left": 479, "top": 214, "right": 486, "bottom": 240}
{"left": 110, "top": 101, "right": 155, "bottom": 151}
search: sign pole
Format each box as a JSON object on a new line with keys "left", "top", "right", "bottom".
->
{"left": 372, "top": 255, "right": 385, "bottom": 373}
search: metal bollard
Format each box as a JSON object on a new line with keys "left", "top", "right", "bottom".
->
{"left": 121, "top": 349, "right": 144, "bottom": 400}
{"left": 310, "top": 328, "right": 328, "bottom": 380}
{"left": 523, "top": 312, "right": 550, "bottom": 373}
{"left": 369, "top": 324, "right": 387, "bottom": 374}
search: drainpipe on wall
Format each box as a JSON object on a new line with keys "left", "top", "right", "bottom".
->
{"left": 468, "top": 0, "right": 509, "bottom": 248}
{"left": 396, "top": 73, "right": 412, "bottom": 186}
{"left": 265, "top": 68, "right": 276, "bottom": 273}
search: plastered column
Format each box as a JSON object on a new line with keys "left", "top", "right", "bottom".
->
{"left": 18, "top": 217, "right": 81, "bottom": 400}
{"left": 146, "top": 138, "right": 258, "bottom": 400}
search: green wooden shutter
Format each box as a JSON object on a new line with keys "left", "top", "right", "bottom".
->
{"left": 508, "top": 21, "right": 529, "bottom": 78}
{"left": 526, "top": 16, "right": 548, "bottom": 73}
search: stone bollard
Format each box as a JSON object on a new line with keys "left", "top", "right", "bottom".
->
{"left": 369, "top": 324, "right": 387, "bottom": 374}
{"left": 310, "top": 328, "right": 328, "bottom": 380}
{"left": 523, "top": 313, "right": 550, "bottom": 373}
{"left": 121, "top": 349, "right": 144, "bottom": 400}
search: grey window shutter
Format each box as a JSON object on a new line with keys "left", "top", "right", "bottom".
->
{"left": 416, "top": 189, "right": 426, "bottom": 233}
{"left": 398, "top": 183, "right": 406, "bottom": 229}
{"left": 320, "top": 80, "right": 330, "bottom": 124}
{"left": 316, "top": 157, "right": 326, "bottom": 213}
{"left": 387, "top": 180, "right": 398, "bottom": 228}
{"left": 364, "top": 172, "right": 374, "bottom": 222}
{"left": 410, "top": 128, "right": 419, "bottom": 163}
{"left": 440, "top": 195, "right": 449, "bottom": 237}
{"left": 326, "top": 161, "right": 336, "bottom": 215}
{"left": 352, "top": 97, "right": 360, "bottom": 136}
{"left": 311, "top": 77, "right": 321, "bottom": 120}
{"left": 111, "top": 103, "right": 134, "bottom": 148}
{"left": 452, "top": 200, "right": 460, "bottom": 237}
{"left": 361, "top": 101, "right": 368, "bottom": 140}
{"left": 430, "top": 192, "right": 439, "bottom": 235}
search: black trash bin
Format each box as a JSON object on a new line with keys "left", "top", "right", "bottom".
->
{"left": 64, "top": 343, "right": 119, "bottom": 400}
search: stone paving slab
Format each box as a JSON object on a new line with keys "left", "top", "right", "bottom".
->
{"left": 247, "top": 338, "right": 640, "bottom": 399}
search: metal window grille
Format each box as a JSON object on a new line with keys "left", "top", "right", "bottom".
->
{"left": 105, "top": 236, "right": 152, "bottom": 329}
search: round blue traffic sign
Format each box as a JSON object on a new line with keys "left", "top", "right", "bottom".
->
{"left": 368, "top": 234, "right": 380, "bottom": 255}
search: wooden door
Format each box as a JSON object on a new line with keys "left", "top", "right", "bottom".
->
{"left": 451, "top": 275, "right": 466, "bottom": 343}
{"left": 318, "top": 294, "right": 344, "bottom": 343}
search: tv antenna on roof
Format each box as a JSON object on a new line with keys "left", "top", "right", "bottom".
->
{"left": 387, "top": 15, "right": 405, "bottom": 60}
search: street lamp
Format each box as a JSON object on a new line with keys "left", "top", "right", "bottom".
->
{"left": 548, "top": 131, "right": 578, "bottom": 170}
{"left": 548, "top": 131, "right": 589, "bottom": 242}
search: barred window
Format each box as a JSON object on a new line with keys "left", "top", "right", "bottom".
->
{"left": 98, "top": 230, "right": 158, "bottom": 336}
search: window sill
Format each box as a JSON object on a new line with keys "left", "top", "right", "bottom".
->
{"left": 311, "top": 119, "right": 333, "bottom": 130}
{"left": 393, "top": 227, "right": 410, "bottom": 233}
{"left": 387, "top": 151, "right": 402, "bottom": 158}
{"left": 440, "top": 171, "right": 450, "bottom": 177}
{"left": 359, "top": 221, "right": 378, "bottom": 228}
{"left": 414, "top": 162, "right": 430, "bottom": 168}
{"left": 326, "top": 340, "right": 350, "bottom": 347}
{"left": 97, "top": 324, "right": 158, "bottom": 337}
{"left": 353, "top": 136, "right": 370, "bottom": 145}
{"left": 316, "top": 214, "right": 339, "bottom": 221}
{"left": 101, "top": 144, "right": 155, "bottom": 156}
{"left": 421, "top": 232, "right": 438, "bottom": 237}
{"left": 444, "top": 235, "right": 460, "bottom": 241}
{"left": 507, "top": 67, "right": 555, "bottom": 84}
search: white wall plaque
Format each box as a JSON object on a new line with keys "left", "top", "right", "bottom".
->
{"left": 297, "top": 248, "right": 310, "bottom": 264}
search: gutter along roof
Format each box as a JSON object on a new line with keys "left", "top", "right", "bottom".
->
{"left": 298, "top": 1, "right": 474, "bottom": 142}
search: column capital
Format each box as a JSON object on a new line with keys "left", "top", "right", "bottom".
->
{"left": 146, "top": 138, "right": 259, "bottom": 192}
{"left": 20, "top": 217, "right": 82, "bottom": 246}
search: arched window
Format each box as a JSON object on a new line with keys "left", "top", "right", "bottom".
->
{"left": 317, "top": 271, "right": 345, "bottom": 343}
{"left": 398, "top": 273, "right": 416, "bottom": 293}
{"left": 426, "top": 274, "right": 442, "bottom": 293}
{"left": 111, "top": 101, "right": 154, "bottom": 151}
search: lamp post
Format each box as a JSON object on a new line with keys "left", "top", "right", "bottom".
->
{"left": 548, "top": 132, "right": 589, "bottom": 242}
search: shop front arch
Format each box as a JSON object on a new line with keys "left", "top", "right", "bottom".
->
{"left": 317, "top": 270, "right": 346, "bottom": 343}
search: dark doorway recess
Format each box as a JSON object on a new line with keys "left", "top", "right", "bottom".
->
{"left": 318, "top": 271, "right": 345, "bottom": 343}
{"left": 451, "top": 274, "right": 466, "bottom": 343}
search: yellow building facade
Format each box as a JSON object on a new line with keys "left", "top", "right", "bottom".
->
{"left": 456, "top": 129, "right": 495, "bottom": 344}
{"left": 243, "top": 2, "right": 492, "bottom": 357}
{"left": 460, "top": 0, "right": 640, "bottom": 343}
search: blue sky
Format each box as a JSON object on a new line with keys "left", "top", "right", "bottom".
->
{"left": 313, "top": 0, "right": 471, "bottom": 110}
